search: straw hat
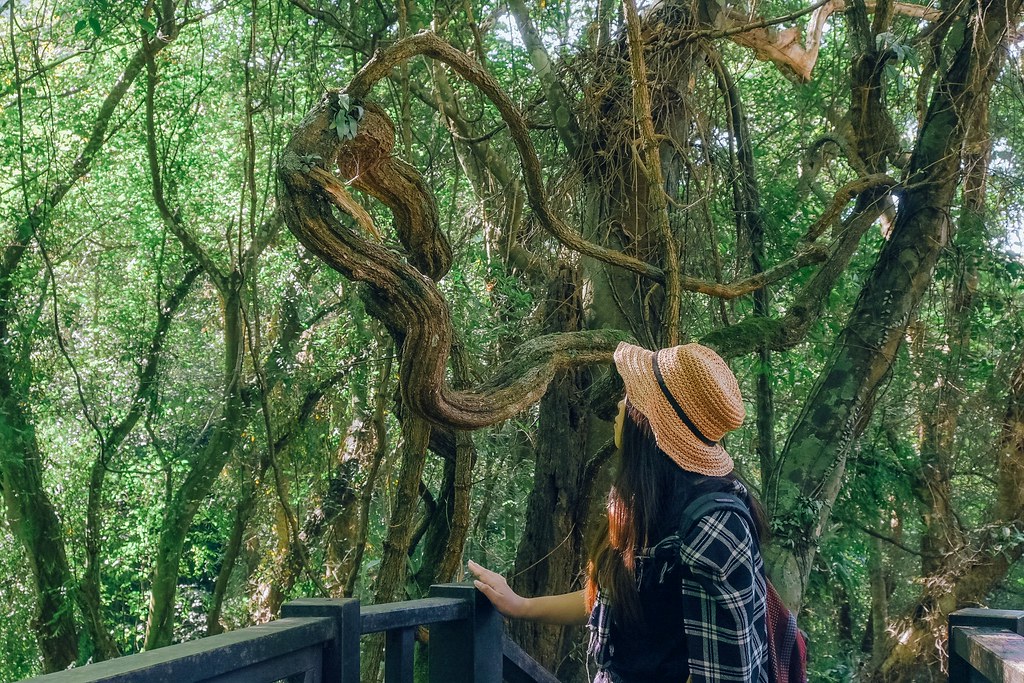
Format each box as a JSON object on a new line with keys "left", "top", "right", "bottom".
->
{"left": 613, "top": 341, "right": 745, "bottom": 476}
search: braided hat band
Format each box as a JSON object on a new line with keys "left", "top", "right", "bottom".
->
{"left": 613, "top": 342, "right": 745, "bottom": 476}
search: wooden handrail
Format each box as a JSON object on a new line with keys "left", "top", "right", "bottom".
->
{"left": 359, "top": 597, "right": 470, "bottom": 633}
{"left": 503, "top": 635, "right": 562, "bottom": 683}
{"left": 18, "top": 584, "right": 560, "bottom": 683}
{"left": 948, "top": 608, "right": 1024, "bottom": 682}
{"left": 22, "top": 617, "right": 337, "bottom": 683}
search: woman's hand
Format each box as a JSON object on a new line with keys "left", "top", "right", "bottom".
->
{"left": 468, "top": 561, "right": 589, "bottom": 624}
{"left": 467, "top": 560, "right": 527, "bottom": 619}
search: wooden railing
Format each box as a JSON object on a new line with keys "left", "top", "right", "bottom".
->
{"left": 948, "top": 608, "right": 1024, "bottom": 682}
{"left": 22, "top": 584, "right": 559, "bottom": 683}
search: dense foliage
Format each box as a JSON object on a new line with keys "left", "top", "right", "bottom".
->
{"left": 1, "top": 0, "right": 1023, "bottom": 681}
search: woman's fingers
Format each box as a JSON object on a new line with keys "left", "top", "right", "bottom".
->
{"left": 468, "top": 561, "right": 507, "bottom": 591}
{"left": 467, "top": 561, "right": 523, "bottom": 618}
{"left": 467, "top": 560, "right": 499, "bottom": 584}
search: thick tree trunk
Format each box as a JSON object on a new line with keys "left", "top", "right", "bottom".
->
{"left": 510, "top": 266, "right": 591, "bottom": 679}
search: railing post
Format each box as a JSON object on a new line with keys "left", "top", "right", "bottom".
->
{"left": 949, "top": 608, "right": 1024, "bottom": 682}
{"left": 385, "top": 627, "right": 416, "bottom": 683}
{"left": 282, "top": 598, "right": 361, "bottom": 683}
{"left": 428, "top": 583, "right": 502, "bottom": 683}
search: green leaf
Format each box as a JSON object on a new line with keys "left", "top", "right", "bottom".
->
{"left": 138, "top": 18, "right": 157, "bottom": 36}
{"left": 330, "top": 107, "right": 360, "bottom": 142}
{"left": 88, "top": 15, "right": 102, "bottom": 36}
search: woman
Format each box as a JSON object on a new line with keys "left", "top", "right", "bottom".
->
{"left": 468, "top": 342, "right": 769, "bottom": 682}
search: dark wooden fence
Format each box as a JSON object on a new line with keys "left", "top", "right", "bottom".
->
{"left": 949, "top": 608, "right": 1024, "bottom": 682}
{"left": 22, "top": 584, "right": 559, "bottom": 683}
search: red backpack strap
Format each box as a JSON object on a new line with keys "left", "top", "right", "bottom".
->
{"left": 765, "top": 579, "right": 808, "bottom": 683}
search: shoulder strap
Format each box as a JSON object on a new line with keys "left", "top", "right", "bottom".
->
{"left": 678, "top": 490, "right": 753, "bottom": 540}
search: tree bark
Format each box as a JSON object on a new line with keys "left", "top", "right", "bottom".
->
{"left": 206, "top": 468, "right": 259, "bottom": 636}
{"left": 510, "top": 265, "right": 592, "bottom": 679}
{"left": 0, "top": 393, "right": 80, "bottom": 672}
{"left": 343, "top": 356, "right": 393, "bottom": 597}
{"left": 280, "top": 85, "right": 633, "bottom": 430}
{"left": 361, "top": 411, "right": 432, "bottom": 680}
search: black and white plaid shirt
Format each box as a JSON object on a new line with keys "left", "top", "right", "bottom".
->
{"left": 588, "top": 505, "right": 769, "bottom": 682}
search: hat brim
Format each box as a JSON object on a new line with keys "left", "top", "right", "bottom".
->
{"left": 613, "top": 342, "right": 734, "bottom": 477}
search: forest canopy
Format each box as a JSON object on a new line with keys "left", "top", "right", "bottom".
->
{"left": 1, "top": 0, "right": 1023, "bottom": 681}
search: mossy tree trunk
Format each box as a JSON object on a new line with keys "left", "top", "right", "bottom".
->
{"left": 0, "top": 391, "right": 80, "bottom": 672}
{"left": 763, "top": 0, "right": 1022, "bottom": 609}
{"left": 143, "top": 283, "right": 248, "bottom": 649}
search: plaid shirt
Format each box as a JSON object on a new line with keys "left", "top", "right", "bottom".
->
{"left": 588, "top": 499, "right": 768, "bottom": 683}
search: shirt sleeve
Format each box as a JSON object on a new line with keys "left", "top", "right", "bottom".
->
{"left": 678, "top": 509, "right": 765, "bottom": 683}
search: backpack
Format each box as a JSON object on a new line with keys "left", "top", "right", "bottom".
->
{"left": 678, "top": 491, "right": 809, "bottom": 683}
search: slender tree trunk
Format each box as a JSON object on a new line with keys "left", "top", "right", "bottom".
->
{"left": 870, "top": 350, "right": 1024, "bottom": 682}
{"left": 344, "top": 356, "right": 393, "bottom": 597}
{"left": 866, "top": 535, "right": 889, "bottom": 669}
{"left": 362, "top": 411, "right": 431, "bottom": 680}
{"left": 78, "top": 455, "right": 122, "bottom": 661}
{"left": 412, "top": 342, "right": 479, "bottom": 592}
{"left": 0, "top": 391, "right": 80, "bottom": 671}
{"left": 207, "top": 470, "right": 259, "bottom": 635}
{"left": 145, "top": 284, "right": 247, "bottom": 649}
{"left": 913, "top": 277, "right": 974, "bottom": 577}
{"left": 323, "top": 454, "right": 368, "bottom": 595}
{"left": 260, "top": 482, "right": 307, "bottom": 618}
{"left": 412, "top": 454, "right": 458, "bottom": 595}
{"left": 79, "top": 266, "right": 199, "bottom": 656}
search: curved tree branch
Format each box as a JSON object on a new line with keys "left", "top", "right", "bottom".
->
{"left": 279, "top": 93, "right": 630, "bottom": 428}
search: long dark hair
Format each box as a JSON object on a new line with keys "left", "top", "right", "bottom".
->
{"left": 586, "top": 401, "right": 767, "bottom": 630}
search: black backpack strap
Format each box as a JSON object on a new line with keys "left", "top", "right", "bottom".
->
{"left": 678, "top": 490, "right": 754, "bottom": 542}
